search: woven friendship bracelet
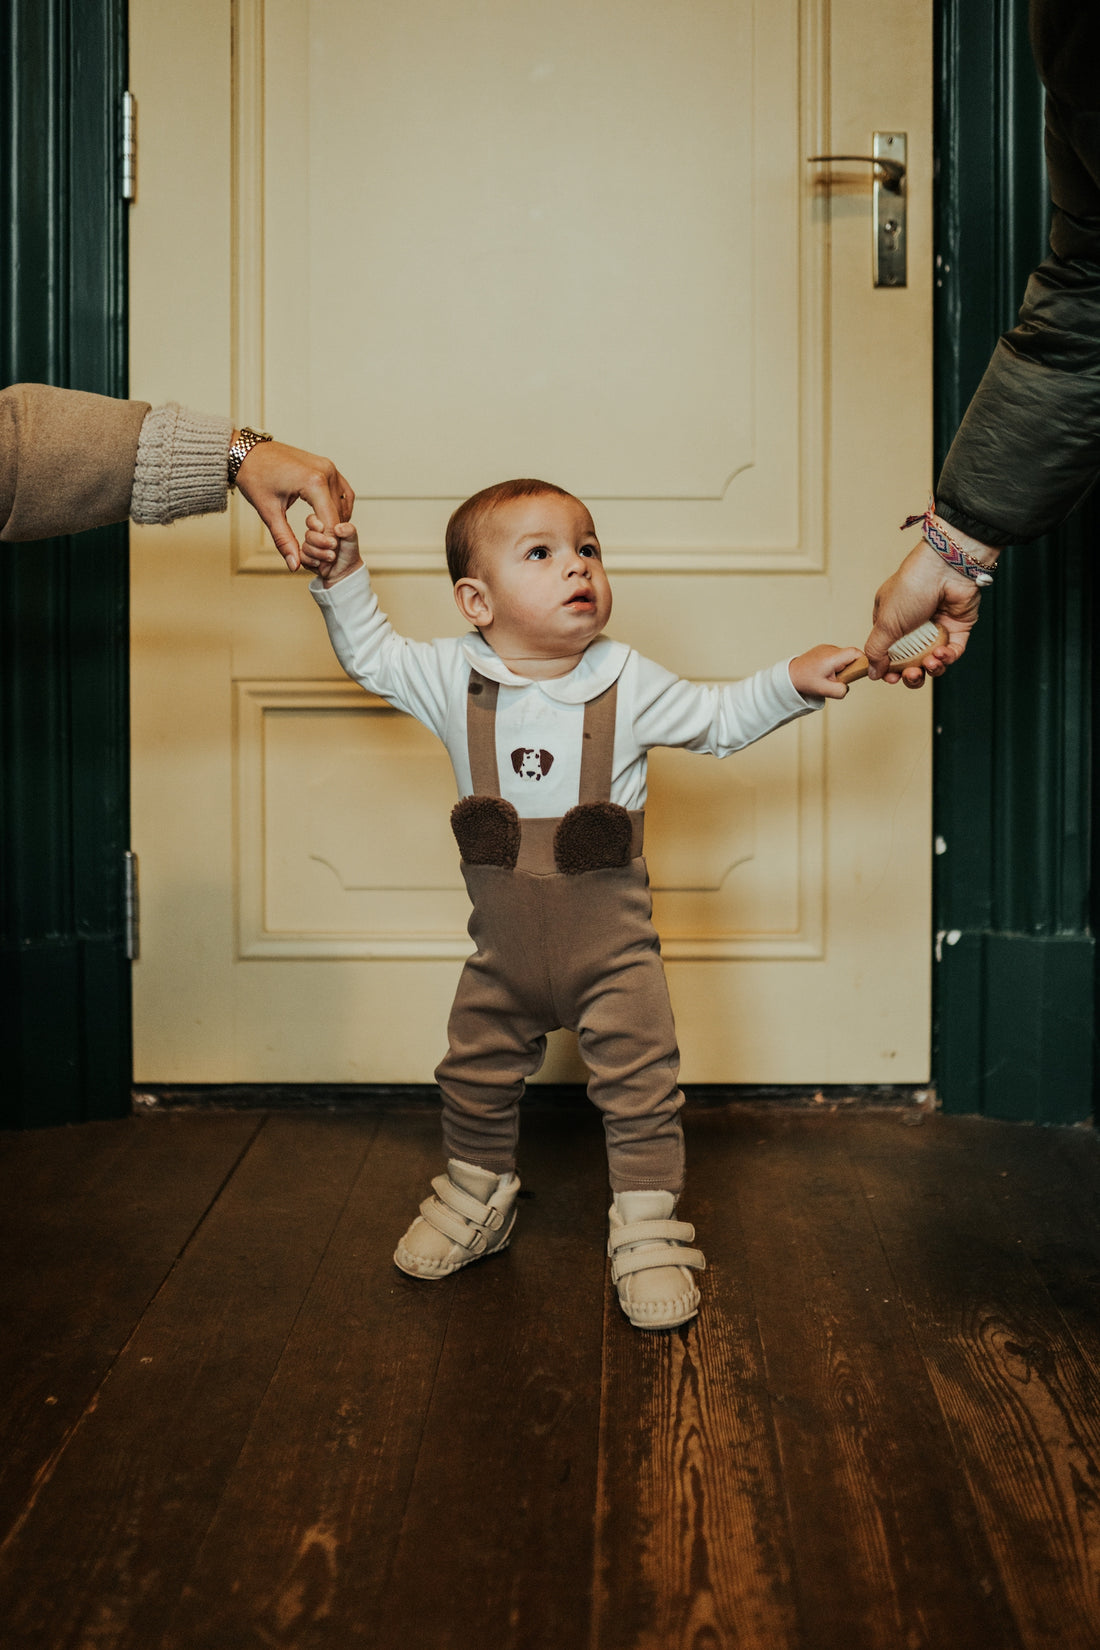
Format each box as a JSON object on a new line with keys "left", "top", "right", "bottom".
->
{"left": 902, "top": 500, "right": 996, "bottom": 587}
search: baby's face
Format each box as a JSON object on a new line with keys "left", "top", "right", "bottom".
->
{"left": 467, "top": 492, "right": 612, "bottom": 659}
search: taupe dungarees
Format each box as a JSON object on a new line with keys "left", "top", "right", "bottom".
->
{"left": 434, "top": 669, "right": 686, "bottom": 1194}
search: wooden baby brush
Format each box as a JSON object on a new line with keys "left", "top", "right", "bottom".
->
{"left": 837, "top": 621, "right": 949, "bottom": 685}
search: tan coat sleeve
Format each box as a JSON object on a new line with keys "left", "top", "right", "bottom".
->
{"left": 0, "top": 382, "right": 150, "bottom": 542}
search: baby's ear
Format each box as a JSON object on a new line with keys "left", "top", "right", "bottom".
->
{"left": 454, "top": 576, "right": 491, "bottom": 626}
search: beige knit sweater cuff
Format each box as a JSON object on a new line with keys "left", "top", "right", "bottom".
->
{"left": 131, "top": 403, "right": 233, "bottom": 524}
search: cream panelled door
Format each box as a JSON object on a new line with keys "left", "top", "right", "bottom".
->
{"left": 130, "top": 0, "right": 933, "bottom": 1084}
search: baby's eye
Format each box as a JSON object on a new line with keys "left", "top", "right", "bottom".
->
{"left": 579, "top": 543, "right": 602, "bottom": 559}
{"left": 526, "top": 545, "right": 550, "bottom": 560}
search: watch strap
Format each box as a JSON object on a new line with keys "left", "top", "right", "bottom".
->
{"left": 228, "top": 425, "right": 273, "bottom": 487}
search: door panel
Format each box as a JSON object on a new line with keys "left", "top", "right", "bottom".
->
{"left": 131, "top": 0, "right": 933, "bottom": 1083}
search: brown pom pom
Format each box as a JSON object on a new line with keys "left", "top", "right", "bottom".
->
{"left": 450, "top": 795, "right": 521, "bottom": 868}
{"left": 553, "top": 803, "right": 634, "bottom": 874}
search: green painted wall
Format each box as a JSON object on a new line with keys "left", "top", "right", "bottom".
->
{"left": 0, "top": 0, "right": 132, "bottom": 1125}
{"left": 933, "top": 0, "right": 1098, "bottom": 1121}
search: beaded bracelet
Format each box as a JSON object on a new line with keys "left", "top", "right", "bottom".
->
{"left": 901, "top": 500, "right": 996, "bottom": 587}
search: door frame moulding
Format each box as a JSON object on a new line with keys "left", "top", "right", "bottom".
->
{"left": 0, "top": 0, "right": 132, "bottom": 1126}
{"left": 931, "top": 0, "right": 1097, "bottom": 1123}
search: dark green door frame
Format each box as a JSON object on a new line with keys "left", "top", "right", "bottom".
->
{"left": 933, "top": 0, "right": 1098, "bottom": 1122}
{"left": 1, "top": 0, "right": 132, "bottom": 1126}
{"left": 0, "top": 0, "right": 1092, "bottom": 1126}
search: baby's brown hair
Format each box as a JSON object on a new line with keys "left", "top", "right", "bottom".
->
{"left": 445, "top": 478, "right": 575, "bottom": 584}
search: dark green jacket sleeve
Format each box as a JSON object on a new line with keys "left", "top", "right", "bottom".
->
{"left": 935, "top": 0, "right": 1100, "bottom": 546}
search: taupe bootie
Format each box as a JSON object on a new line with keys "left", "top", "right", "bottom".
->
{"left": 394, "top": 1159, "right": 520, "bottom": 1279}
{"left": 608, "top": 1191, "right": 705, "bottom": 1329}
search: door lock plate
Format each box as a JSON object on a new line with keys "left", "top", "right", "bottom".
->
{"left": 873, "top": 131, "right": 906, "bottom": 288}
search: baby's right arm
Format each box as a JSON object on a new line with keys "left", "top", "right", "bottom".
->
{"left": 303, "top": 511, "right": 451, "bottom": 739}
{"left": 305, "top": 513, "right": 363, "bottom": 586}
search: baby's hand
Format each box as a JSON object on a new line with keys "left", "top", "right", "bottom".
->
{"left": 788, "top": 643, "right": 861, "bottom": 700}
{"left": 304, "top": 514, "right": 363, "bottom": 586}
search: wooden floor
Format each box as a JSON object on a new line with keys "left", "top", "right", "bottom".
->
{"left": 2, "top": 1105, "right": 1100, "bottom": 1650}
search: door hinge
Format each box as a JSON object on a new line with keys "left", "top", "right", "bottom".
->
{"left": 120, "top": 91, "right": 137, "bottom": 203}
{"left": 124, "top": 850, "right": 140, "bottom": 960}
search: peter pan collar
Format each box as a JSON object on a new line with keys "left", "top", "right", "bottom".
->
{"left": 460, "top": 632, "right": 630, "bottom": 703}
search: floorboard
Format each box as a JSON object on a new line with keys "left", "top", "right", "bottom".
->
{"left": 0, "top": 1114, "right": 377, "bottom": 1650}
{"left": 846, "top": 1114, "right": 1100, "bottom": 1650}
{"left": 371, "top": 1106, "right": 609, "bottom": 1650}
{"left": 593, "top": 1112, "right": 800, "bottom": 1650}
{"left": 158, "top": 1109, "right": 454, "bottom": 1650}
{"left": 0, "top": 1113, "right": 262, "bottom": 1541}
{"left": 701, "top": 1111, "right": 1021, "bottom": 1650}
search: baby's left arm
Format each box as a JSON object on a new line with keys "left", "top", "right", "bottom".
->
{"left": 789, "top": 644, "right": 861, "bottom": 700}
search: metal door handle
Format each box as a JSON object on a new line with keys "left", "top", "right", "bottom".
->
{"left": 807, "top": 132, "right": 907, "bottom": 287}
{"left": 806, "top": 153, "right": 905, "bottom": 190}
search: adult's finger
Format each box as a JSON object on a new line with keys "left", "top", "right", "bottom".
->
{"left": 252, "top": 498, "right": 302, "bottom": 570}
{"left": 298, "top": 467, "right": 354, "bottom": 534}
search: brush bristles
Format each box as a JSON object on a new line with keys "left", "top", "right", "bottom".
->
{"left": 887, "top": 621, "right": 943, "bottom": 664}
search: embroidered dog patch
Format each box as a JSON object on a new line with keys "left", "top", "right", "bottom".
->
{"left": 510, "top": 747, "right": 555, "bottom": 781}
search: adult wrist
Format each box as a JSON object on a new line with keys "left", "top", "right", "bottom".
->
{"left": 929, "top": 513, "right": 998, "bottom": 569}
{"left": 228, "top": 425, "right": 273, "bottom": 487}
{"left": 903, "top": 499, "right": 998, "bottom": 587}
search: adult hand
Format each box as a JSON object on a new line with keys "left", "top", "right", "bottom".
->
{"left": 234, "top": 436, "right": 354, "bottom": 571}
{"left": 864, "top": 539, "right": 985, "bottom": 688}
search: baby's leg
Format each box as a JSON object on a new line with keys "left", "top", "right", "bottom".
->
{"left": 575, "top": 937, "right": 685, "bottom": 1195}
{"left": 435, "top": 949, "right": 550, "bottom": 1174}
{"left": 571, "top": 884, "right": 701, "bottom": 1329}
{"left": 392, "top": 952, "right": 551, "bottom": 1280}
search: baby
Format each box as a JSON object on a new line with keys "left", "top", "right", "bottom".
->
{"left": 305, "top": 480, "right": 856, "bottom": 1330}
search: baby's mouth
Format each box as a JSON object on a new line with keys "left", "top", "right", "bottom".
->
{"left": 564, "top": 590, "right": 594, "bottom": 608}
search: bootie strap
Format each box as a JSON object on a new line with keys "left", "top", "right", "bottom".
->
{"left": 607, "top": 1214, "right": 706, "bottom": 1287}
{"left": 608, "top": 1216, "right": 696, "bottom": 1251}
{"left": 418, "top": 1173, "right": 506, "bottom": 1252}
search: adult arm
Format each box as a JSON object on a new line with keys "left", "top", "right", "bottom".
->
{"left": 938, "top": 0, "right": 1100, "bottom": 544}
{"left": 1, "top": 383, "right": 151, "bottom": 542}
{"left": 864, "top": 240, "right": 1100, "bottom": 680}
{"left": 0, "top": 382, "right": 351, "bottom": 566}
{"left": 865, "top": 0, "right": 1100, "bottom": 677}
{"left": 935, "top": 246, "right": 1100, "bottom": 548}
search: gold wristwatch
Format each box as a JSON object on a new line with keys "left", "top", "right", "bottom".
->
{"left": 227, "top": 426, "right": 273, "bottom": 487}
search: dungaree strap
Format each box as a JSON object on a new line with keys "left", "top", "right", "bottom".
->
{"left": 577, "top": 683, "right": 618, "bottom": 804}
{"left": 466, "top": 672, "right": 501, "bottom": 795}
{"left": 466, "top": 669, "right": 619, "bottom": 803}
